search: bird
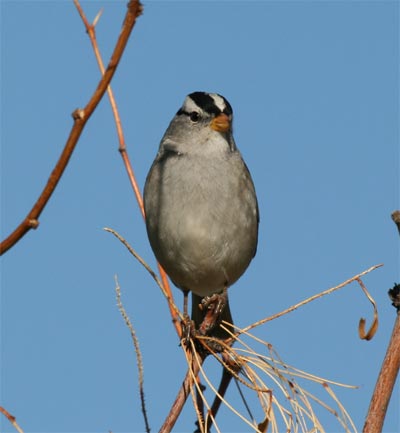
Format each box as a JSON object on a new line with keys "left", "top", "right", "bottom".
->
{"left": 143, "top": 91, "right": 259, "bottom": 341}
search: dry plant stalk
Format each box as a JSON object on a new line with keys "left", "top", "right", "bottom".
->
{"left": 114, "top": 276, "right": 150, "bottom": 433}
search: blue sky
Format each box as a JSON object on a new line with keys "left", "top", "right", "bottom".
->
{"left": 1, "top": 1, "right": 399, "bottom": 432}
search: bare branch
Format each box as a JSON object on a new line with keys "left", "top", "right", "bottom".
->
{"left": 0, "top": 0, "right": 143, "bottom": 255}
{"left": 74, "top": 0, "right": 145, "bottom": 217}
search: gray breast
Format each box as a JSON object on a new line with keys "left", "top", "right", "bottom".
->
{"left": 144, "top": 151, "right": 258, "bottom": 297}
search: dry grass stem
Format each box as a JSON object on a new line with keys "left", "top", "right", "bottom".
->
{"left": 239, "top": 264, "right": 383, "bottom": 336}
{"left": 188, "top": 341, "right": 256, "bottom": 433}
{"left": 187, "top": 325, "right": 358, "bottom": 432}
{"left": 114, "top": 276, "right": 150, "bottom": 433}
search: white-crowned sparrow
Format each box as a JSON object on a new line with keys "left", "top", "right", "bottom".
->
{"left": 144, "top": 92, "right": 259, "bottom": 340}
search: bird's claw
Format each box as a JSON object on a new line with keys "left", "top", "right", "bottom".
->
{"left": 198, "top": 292, "right": 227, "bottom": 336}
{"left": 180, "top": 313, "right": 196, "bottom": 345}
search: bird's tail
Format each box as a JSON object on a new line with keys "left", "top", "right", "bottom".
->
{"left": 191, "top": 293, "right": 234, "bottom": 341}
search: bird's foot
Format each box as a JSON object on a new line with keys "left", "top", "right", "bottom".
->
{"left": 180, "top": 313, "right": 196, "bottom": 345}
{"left": 198, "top": 291, "right": 227, "bottom": 336}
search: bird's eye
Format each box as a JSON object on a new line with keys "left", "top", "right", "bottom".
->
{"left": 189, "top": 111, "right": 200, "bottom": 122}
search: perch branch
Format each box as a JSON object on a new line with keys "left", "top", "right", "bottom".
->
{"left": 0, "top": 0, "right": 143, "bottom": 255}
{"left": 159, "top": 344, "right": 207, "bottom": 433}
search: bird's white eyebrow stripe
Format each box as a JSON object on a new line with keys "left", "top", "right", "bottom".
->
{"left": 182, "top": 96, "right": 203, "bottom": 114}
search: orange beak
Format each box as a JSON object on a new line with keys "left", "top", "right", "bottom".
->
{"left": 210, "top": 113, "right": 231, "bottom": 132}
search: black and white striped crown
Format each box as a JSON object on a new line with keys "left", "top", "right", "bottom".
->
{"left": 178, "top": 92, "right": 233, "bottom": 117}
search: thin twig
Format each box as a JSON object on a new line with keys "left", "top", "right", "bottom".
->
{"left": 104, "top": 227, "right": 183, "bottom": 325}
{"left": 0, "top": 0, "right": 143, "bottom": 255}
{"left": 74, "top": 0, "right": 178, "bottom": 335}
{"left": 73, "top": 0, "right": 145, "bottom": 216}
{"left": 115, "top": 276, "right": 150, "bottom": 433}
{"left": 0, "top": 406, "right": 24, "bottom": 433}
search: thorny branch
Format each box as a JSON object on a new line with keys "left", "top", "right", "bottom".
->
{"left": 0, "top": 0, "right": 143, "bottom": 255}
